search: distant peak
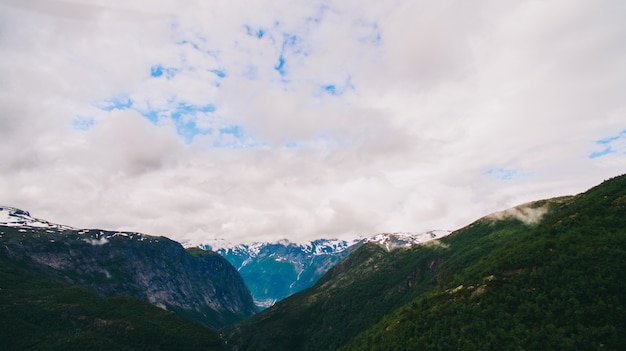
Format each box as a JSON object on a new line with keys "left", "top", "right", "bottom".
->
{"left": 202, "top": 230, "right": 452, "bottom": 254}
{"left": 0, "top": 206, "right": 74, "bottom": 230}
{"left": 357, "top": 230, "right": 453, "bottom": 251}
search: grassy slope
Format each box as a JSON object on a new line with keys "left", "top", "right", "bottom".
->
{"left": 342, "top": 175, "right": 626, "bottom": 350}
{"left": 0, "top": 250, "right": 225, "bottom": 351}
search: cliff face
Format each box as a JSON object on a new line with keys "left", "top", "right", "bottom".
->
{"left": 0, "top": 211, "right": 257, "bottom": 329}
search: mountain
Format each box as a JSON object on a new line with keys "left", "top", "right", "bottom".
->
{"left": 225, "top": 174, "right": 626, "bottom": 350}
{"left": 358, "top": 230, "right": 451, "bottom": 251}
{"left": 341, "top": 176, "right": 626, "bottom": 350}
{"left": 202, "top": 230, "right": 451, "bottom": 309}
{"left": 0, "top": 206, "right": 257, "bottom": 330}
{"left": 203, "top": 239, "right": 354, "bottom": 309}
{"left": 0, "top": 250, "right": 225, "bottom": 351}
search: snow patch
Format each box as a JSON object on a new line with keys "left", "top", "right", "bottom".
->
{"left": 0, "top": 206, "right": 74, "bottom": 230}
{"left": 204, "top": 230, "right": 453, "bottom": 258}
{"left": 357, "top": 230, "right": 452, "bottom": 251}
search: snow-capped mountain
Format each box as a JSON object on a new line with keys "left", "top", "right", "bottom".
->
{"left": 0, "top": 206, "right": 74, "bottom": 230}
{"left": 201, "top": 239, "right": 355, "bottom": 309}
{"left": 2, "top": 205, "right": 452, "bottom": 311}
{"left": 359, "top": 230, "right": 452, "bottom": 251}
{"left": 202, "top": 230, "right": 452, "bottom": 309}
{"left": 0, "top": 206, "right": 160, "bottom": 244}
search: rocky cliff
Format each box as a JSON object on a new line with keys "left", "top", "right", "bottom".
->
{"left": 0, "top": 206, "right": 257, "bottom": 329}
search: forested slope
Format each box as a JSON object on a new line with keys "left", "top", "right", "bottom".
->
{"left": 0, "top": 251, "right": 225, "bottom": 351}
{"left": 226, "top": 190, "right": 581, "bottom": 350}
{"left": 342, "top": 175, "right": 626, "bottom": 350}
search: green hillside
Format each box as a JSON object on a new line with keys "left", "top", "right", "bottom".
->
{"left": 342, "top": 175, "right": 626, "bottom": 350}
{"left": 3, "top": 174, "right": 624, "bottom": 350}
{"left": 226, "top": 174, "right": 626, "bottom": 350}
{"left": 0, "top": 242, "right": 224, "bottom": 351}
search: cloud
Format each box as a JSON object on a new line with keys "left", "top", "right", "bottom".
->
{"left": 1, "top": 0, "right": 625, "bottom": 245}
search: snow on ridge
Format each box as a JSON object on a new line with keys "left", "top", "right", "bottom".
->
{"left": 357, "top": 230, "right": 453, "bottom": 251}
{"left": 0, "top": 206, "right": 154, "bottom": 244}
{"left": 201, "top": 230, "right": 452, "bottom": 256}
{"left": 310, "top": 239, "right": 353, "bottom": 255}
{"left": 0, "top": 206, "right": 74, "bottom": 230}
{"left": 207, "top": 238, "right": 354, "bottom": 257}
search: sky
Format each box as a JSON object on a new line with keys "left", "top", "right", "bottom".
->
{"left": 1, "top": 0, "right": 625, "bottom": 246}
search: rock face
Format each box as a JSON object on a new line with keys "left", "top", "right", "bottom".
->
{"left": 0, "top": 207, "right": 257, "bottom": 329}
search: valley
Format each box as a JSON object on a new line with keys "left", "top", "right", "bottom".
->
{"left": 1, "top": 174, "right": 625, "bottom": 350}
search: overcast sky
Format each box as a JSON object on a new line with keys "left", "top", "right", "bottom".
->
{"left": 1, "top": 0, "right": 625, "bottom": 246}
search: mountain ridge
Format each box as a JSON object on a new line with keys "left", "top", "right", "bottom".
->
{"left": 225, "top": 175, "right": 626, "bottom": 350}
{"left": 201, "top": 230, "right": 451, "bottom": 308}
{"left": 0, "top": 206, "right": 257, "bottom": 330}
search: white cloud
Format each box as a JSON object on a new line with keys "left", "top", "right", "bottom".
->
{"left": 1, "top": 0, "right": 625, "bottom": 245}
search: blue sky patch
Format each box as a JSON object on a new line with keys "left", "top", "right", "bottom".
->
{"left": 589, "top": 130, "right": 626, "bottom": 159}
{"left": 168, "top": 103, "right": 216, "bottom": 143}
{"left": 171, "top": 102, "right": 216, "bottom": 119}
{"left": 150, "top": 65, "right": 178, "bottom": 79}
{"left": 323, "top": 85, "right": 338, "bottom": 95}
{"left": 244, "top": 25, "right": 265, "bottom": 39}
{"left": 589, "top": 147, "right": 614, "bottom": 159}
{"left": 219, "top": 125, "right": 243, "bottom": 137}
{"left": 140, "top": 110, "right": 160, "bottom": 124}
{"left": 177, "top": 120, "right": 210, "bottom": 144}
{"left": 211, "top": 69, "right": 226, "bottom": 78}
{"left": 275, "top": 55, "right": 286, "bottom": 75}
{"left": 98, "top": 93, "right": 261, "bottom": 146}
{"left": 321, "top": 77, "right": 354, "bottom": 97}
{"left": 284, "top": 141, "right": 299, "bottom": 149}
{"left": 72, "top": 116, "right": 96, "bottom": 131}
{"left": 485, "top": 167, "right": 530, "bottom": 182}
{"left": 150, "top": 66, "right": 163, "bottom": 77}
{"left": 273, "top": 33, "right": 305, "bottom": 77}
{"left": 101, "top": 96, "right": 133, "bottom": 111}
{"left": 176, "top": 39, "right": 200, "bottom": 50}
{"left": 354, "top": 21, "right": 382, "bottom": 46}
{"left": 214, "top": 125, "right": 268, "bottom": 149}
{"left": 283, "top": 34, "right": 298, "bottom": 47}
{"left": 97, "top": 95, "right": 216, "bottom": 139}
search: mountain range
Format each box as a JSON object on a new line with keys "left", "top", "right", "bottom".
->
{"left": 0, "top": 206, "right": 256, "bottom": 334}
{"left": 202, "top": 230, "right": 451, "bottom": 309}
{"left": 225, "top": 174, "right": 626, "bottom": 350}
{"left": 1, "top": 174, "right": 625, "bottom": 350}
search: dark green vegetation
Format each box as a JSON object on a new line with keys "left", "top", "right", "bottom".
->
{"left": 2, "top": 174, "right": 624, "bottom": 350}
{"left": 226, "top": 174, "right": 626, "bottom": 350}
{"left": 0, "top": 226, "right": 256, "bottom": 330}
{"left": 0, "top": 249, "right": 224, "bottom": 351}
{"left": 0, "top": 221, "right": 258, "bottom": 350}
